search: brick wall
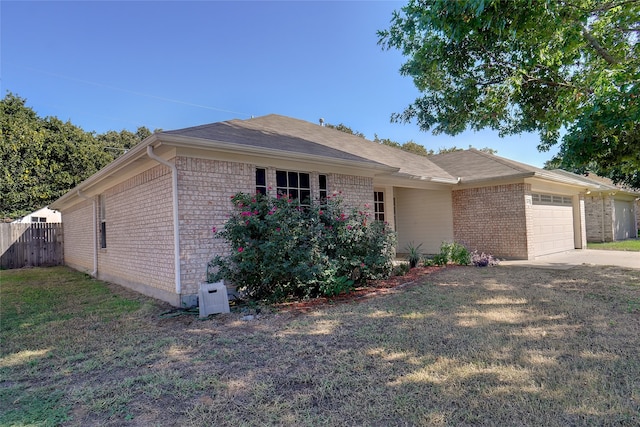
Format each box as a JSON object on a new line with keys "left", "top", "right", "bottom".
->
{"left": 452, "top": 183, "right": 532, "bottom": 259}
{"left": 61, "top": 199, "right": 94, "bottom": 272}
{"left": 584, "top": 195, "right": 614, "bottom": 242}
{"left": 98, "top": 164, "right": 176, "bottom": 301}
{"left": 329, "top": 173, "right": 374, "bottom": 212}
{"left": 176, "top": 157, "right": 254, "bottom": 297}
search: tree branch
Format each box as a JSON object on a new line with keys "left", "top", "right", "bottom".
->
{"left": 582, "top": 28, "right": 619, "bottom": 65}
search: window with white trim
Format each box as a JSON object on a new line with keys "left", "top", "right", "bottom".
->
{"left": 374, "top": 191, "right": 385, "bottom": 221}
{"left": 319, "top": 174, "right": 328, "bottom": 201}
{"left": 256, "top": 168, "right": 267, "bottom": 195}
{"left": 276, "top": 170, "right": 311, "bottom": 205}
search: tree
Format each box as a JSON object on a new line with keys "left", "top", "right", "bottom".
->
{"left": 0, "top": 93, "right": 152, "bottom": 219}
{"left": 325, "top": 122, "right": 365, "bottom": 138}
{"left": 378, "top": 0, "right": 640, "bottom": 188}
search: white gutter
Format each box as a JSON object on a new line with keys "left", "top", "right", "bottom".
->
{"left": 146, "top": 145, "right": 182, "bottom": 295}
{"left": 76, "top": 190, "right": 97, "bottom": 276}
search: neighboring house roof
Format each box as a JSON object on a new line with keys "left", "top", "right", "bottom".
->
{"left": 12, "top": 206, "right": 61, "bottom": 223}
{"left": 551, "top": 170, "right": 640, "bottom": 196}
{"left": 163, "top": 115, "right": 457, "bottom": 183}
{"left": 429, "top": 148, "right": 601, "bottom": 188}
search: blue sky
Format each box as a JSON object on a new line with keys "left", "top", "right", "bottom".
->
{"left": 2, "top": 1, "right": 559, "bottom": 167}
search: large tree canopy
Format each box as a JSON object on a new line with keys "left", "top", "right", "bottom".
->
{"left": 1, "top": 93, "right": 152, "bottom": 220}
{"left": 378, "top": 0, "right": 640, "bottom": 188}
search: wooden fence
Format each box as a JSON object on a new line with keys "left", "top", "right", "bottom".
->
{"left": 0, "top": 223, "right": 64, "bottom": 269}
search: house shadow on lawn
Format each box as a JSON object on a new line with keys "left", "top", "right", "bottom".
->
{"left": 177, "top": 265, "right": 640, "bottom": 426}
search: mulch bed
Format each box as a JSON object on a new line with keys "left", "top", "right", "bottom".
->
{"left": 274, "top": 266, "right": 444, "bottom": 314}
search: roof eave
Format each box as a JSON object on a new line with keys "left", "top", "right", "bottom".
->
{"left": 159, "top": 134, "right": 399, "bottom": 173}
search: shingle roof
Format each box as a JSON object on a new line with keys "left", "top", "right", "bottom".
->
{"left": 429, "top": 149, "right": 538, "bottom": 182}
{"left": 551, "top": 170, "right": 640, "bottom": 195}
{"left": 162, "top": 114, "right": 457, "bottom": 182}
{"left": 429, "top": 149, "right": 601, "bottom": 187}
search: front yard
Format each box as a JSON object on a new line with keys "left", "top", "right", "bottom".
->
{"left": 1, "top": 265, "right": 639, "bottom": 426}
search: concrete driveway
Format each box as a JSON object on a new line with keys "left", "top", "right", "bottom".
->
{"left": 501, "top": 249, "right": 640, "bottom": 270}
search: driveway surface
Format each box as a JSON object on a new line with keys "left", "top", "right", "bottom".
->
{"left": 501, "top": 249, "right": 640, "bottom": 270}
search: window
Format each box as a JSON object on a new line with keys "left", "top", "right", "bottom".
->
{"left": 319, "top": 174, "right": 327, "bottom": 201}
{"left": 276, "top": 170, "right": 311, "bottom": 204}
{"left": 532, "top": 193, "right": 572, "bottom": 206}
{"left": 374, "top": 191, "right": 385, "bottom": 221}
{"left": 99, "top": 195, "right": 107, "bottom": 249}
{"left": 31, "top": 217, "right": 46, "bottom": 223}
{"left": 256, "top": 168, "right": 267, "bottom": 195}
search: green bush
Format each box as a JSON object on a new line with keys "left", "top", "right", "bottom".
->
{"left": 435, "top": 241, "right": 471, "bottom": 266}
{"left": 207, "top": 192, "right": 397, "bottom": 301}
{"left": 393, "top": 262, "right": 410, "bottom": 276}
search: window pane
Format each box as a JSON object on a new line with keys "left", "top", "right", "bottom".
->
{"left": 256, "top": 168, "right": 266, "bottom": 186}
{"left": 276, "top": 171, "right": 287, "bottom": 188}
{"left": 299, "top": 173, "right": 310, "bottom": 189}
{"left": 288, "top": 171, "right": 298, "bottom": 188}
{"left": 290, "top": 189, "right": 299, "bottom": 200}
{"left": 300, "top": 190, "right": 311, "bottom": 204}
{"left": 319, "top": 174, "right": 327, "bottom": 190}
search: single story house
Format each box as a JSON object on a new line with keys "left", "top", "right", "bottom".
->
{"left": 549, "top": 170, "right": 639, "bottom": 242}
{"left": 51, "top": 114, "right": 630, "bottom": 307}
{"left": 12, "top": 206, "right": 61, "bottom": 223}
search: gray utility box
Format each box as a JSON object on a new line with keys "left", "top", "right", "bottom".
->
{"left": 199, "top": 281, "right": 230, "bottom": 317}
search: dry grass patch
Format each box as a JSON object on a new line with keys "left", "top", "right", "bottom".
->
{"left": 1, "top": 265, "right": 639, "bottom": 426}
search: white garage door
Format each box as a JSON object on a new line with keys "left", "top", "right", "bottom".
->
{"left": 532, "top": 194, "right": 575, "bottom": 256}
{"left": 614, "top": 200, "right": 635, "bottom": 240}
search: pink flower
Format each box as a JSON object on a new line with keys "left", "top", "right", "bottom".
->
{"left": 238, "top": 247, "right": 244, "bottom": 253}
{"left": 318, "top": 210, "right": 324, "bottom": 215}
{"left": 361, "top": 263, "right": 365, "bottom": 267}
{"left": 241, "top": 211, "right": 252, "bottom": 217}
{"left": 347, "top": 225, "right": 352, "bottom": 230}
{"left": 276, "top": 227, "right": 281, "bottom": 232}
{"left": 211, "top": 226, "right": 217, "bottom": 233}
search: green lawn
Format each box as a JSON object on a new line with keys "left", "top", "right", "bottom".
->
{"left": 1, "top": 266, "right": 639, "bottom": 426}
{"left": 587, "top": 238, "right": 640, "bottom": 251}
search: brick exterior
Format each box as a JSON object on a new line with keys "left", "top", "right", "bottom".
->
{"left": 584, "top": 195, "right": 614, "bottom": 242}
{"left": 452, "top": 183, "right": 533, "bottom": 259}
{"left": 61, "top": 199, "right": 94, "bottom": 272}
{"left": 328, "top": 173, "right": 374, "bottom": 212}
{"left": 176, "top": 157, "right": 254, "bottom": 297}
{"left": 61, "top": 156, "right": 376, "bottom": 306}
{"left": 97, "top": 164, "right": 176, "bottom": 300}
{"left": 176, "top": 160, "right": 374, "bottom": 299}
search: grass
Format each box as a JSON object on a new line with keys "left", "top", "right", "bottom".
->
{"left": 1, "top": 265, "right": 640, "bottom": 426}
{"left": 587, "top": 238, "right": 640, "bottom": 251}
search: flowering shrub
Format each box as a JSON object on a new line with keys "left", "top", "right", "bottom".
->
{"left": 207, "top": 192, "right": 396, "bottom": 301}
{"left": 471, "top": 250, "right": 500, "bottom": 267}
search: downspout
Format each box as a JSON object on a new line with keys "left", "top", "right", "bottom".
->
{"left": 147, "top": 146, "right": 181, "bottom": 296}
{"left": 76, "top": 190, "right": 97, "bottom": 276}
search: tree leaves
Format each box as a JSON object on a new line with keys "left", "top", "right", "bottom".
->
{"left": 379, "top": 0, "right": 640, "bottom": 188}
{"left": 1, "top": 93, "right": 152, "bottom": 219}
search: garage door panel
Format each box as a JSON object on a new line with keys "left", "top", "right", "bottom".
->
{"left": 614, "top": 200, "right": 634, "bottom": 240}
{"left": 532, "top": 194, "right": 575, "bottom": 257}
